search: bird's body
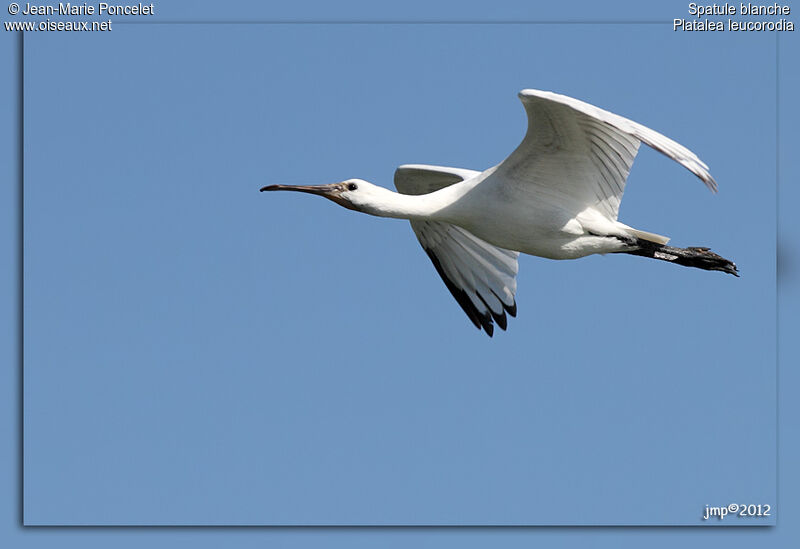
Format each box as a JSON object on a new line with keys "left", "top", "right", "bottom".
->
{"left": 365, "top": 171, "right": 621, "bottom": 259}
{"left": 262, "top": 89, "right": 737, "bottom": 336}
{"left": 429, "top": 171, "right": 629, "bottom": 259}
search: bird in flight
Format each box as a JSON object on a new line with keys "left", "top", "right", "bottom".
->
{"left": 262, "top": 89, "right": 737, "bottom": 336}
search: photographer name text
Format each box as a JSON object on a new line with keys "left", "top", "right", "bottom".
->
{"left": 19, "top": 2, "right": 153, "bottom": 15}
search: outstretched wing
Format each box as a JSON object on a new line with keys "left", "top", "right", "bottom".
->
{"left": 494, "top": 89, "right": 717, "bottom": 221}
{"left": 395, "top": 164, "right": 519, "bottom": 336}
{"left": 394, "top": 164, "right": 482, "bottom": 195}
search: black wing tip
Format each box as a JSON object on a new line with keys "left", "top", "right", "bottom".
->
{"left": 506, "top": 301, "right": 517, "bottom": 317}
{"left": 477, "top": 293, "right": 507, "bottom": 332}
{"left": 424, "top": 248, "right": 500, "bottom": 337}
{"left": 423, "top": 248, "right": 520, "bottom": 337}
{"left": 490, "top": 290, "right": 517, "bottom": 322}
{"left": 476, "top": 309, "right": 495, "bottom": 336}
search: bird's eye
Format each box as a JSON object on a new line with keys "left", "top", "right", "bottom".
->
{"left": 347, "top": 182, "right": 358, "bottom": 191}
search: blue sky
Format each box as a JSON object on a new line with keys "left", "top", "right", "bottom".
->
{"left": 2, "top": 0, "right": 799, "bottom": 546}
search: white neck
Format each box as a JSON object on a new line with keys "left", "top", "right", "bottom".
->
{"left": 358, "top": 183, "right": 471, "bottom": 221}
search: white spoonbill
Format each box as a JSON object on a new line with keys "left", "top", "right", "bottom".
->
{"left": 261, "top": 89, "right": 737, "bottom": 336}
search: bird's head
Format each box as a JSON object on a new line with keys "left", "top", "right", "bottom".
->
{"left": 260, "top": 178, "right": 391, "bottom": 215}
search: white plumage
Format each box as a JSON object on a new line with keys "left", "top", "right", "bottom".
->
{"left": 262, "top": 89, "right": 737, "bottom": 336}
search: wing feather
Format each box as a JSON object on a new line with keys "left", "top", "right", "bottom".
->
{"left": 394, "top": 164, "right": 481, "bottom": 195}
{"left": 519, "top": 90, "right": 716, "bottom": 190}
{"left": 395, "top": 165, "right": 520, "bottom": 336}
{"left": 414, "top": 221, "right": 519, "bottom": 336}
{"left": 494, "top": 89, "right": 716, "bottom": 222}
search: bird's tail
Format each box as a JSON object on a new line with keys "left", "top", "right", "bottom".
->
{"left": 622, "top": 239, "right": 739, "bottom": 277}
